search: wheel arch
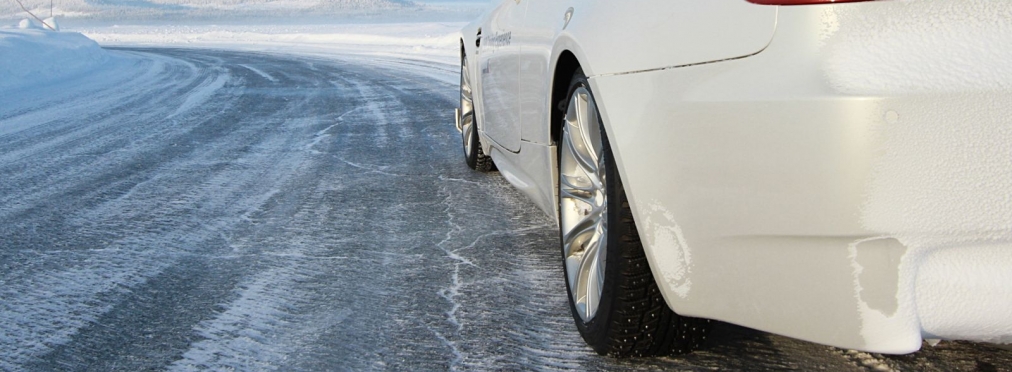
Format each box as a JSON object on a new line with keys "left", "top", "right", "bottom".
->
{"left": 550, "top": 50, "right": 582, "bottom": 147}
{"left": 548, "top": 45, "right": 684, "bottom": 318}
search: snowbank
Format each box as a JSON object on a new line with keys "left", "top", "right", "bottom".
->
{"left": 0, "top": 20, "right": 109, "bottom": 92}
{"left": 78, "top": 22, "right": 463, "bottom": 65}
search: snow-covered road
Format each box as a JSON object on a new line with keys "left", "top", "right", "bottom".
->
{"left": 1, "top": 48, "right": 1010, "bottom": 371}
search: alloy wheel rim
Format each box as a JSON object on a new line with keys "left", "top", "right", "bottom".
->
{"left": 560, "top": 86, "right": 608, "bottom": 322}
{"left": 460, "top": 57, "right": 475, "bottom": 157}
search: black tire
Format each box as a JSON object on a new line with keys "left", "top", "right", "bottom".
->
{"left": 460, "top": 51, "right": 494, "bottom": 172}
{"left": 559, "top": 70, "right": 711, "bottom": 357}
{"left": 463, "top": 121, "right": 495, "bottom": 172}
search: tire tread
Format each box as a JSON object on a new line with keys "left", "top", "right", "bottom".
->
{"left": 599, "top": 186, "right": 711, "bottom": 357}
{"left": 561, "top": 69, "right": 710, "bottom": 358}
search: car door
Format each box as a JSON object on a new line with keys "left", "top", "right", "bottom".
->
{"left": 515, "top": 0, "right": 573, "bottom": 147}
{"left": 477, "top": 0, "right": 525, "bottom": 153}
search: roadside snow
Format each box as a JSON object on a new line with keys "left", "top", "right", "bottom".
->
{"left": 2, "top": 0, "right": 478, "bottom": 83}
{"left": 0, "top": 18, "right": 462, "bottom": 100}
{"left": 0, "top": 21, "right": 109, "bottom": 92}
{"left": 77, "top": 22, "right": 463, "bottom": 65}
{"left": 1, "top": 0, "right": 419, "bottom": 20}
{"left": 1, "top": 0, "right": 487, "bottom": 24}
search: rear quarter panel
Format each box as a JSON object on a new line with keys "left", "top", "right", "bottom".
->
{"left": 519, "top": 0, "right": 779, "bottom": 147}
{"left": 561, "top": 0, "right": 778, "bottom": 77}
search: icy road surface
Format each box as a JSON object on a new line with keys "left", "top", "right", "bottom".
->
{"left": 1, "top": 48, "right": 1010, "bottom": 371}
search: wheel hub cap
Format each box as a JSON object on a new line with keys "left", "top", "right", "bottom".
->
{"left": 460, "top": 57, "right": 475, "bottom": 157}
{"left": 560, "top": 86, "right": 607, "bottom": 322}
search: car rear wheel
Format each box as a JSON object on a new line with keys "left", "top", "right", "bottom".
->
{"left": 558, "top": 69, "right": 711, "bottom": 357}
{"left": 460, "top": 51, "right": 494, "bottom": 172}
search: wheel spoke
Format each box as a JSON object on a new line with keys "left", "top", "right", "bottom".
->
{"left": 595, "top": 222, "right": 607, "bottom": 290}
{"left": 563, "top": 199, "right": 606, "bottom": 320}
{"left": 575, "top": 237, "right": 602, "bottom": 318}
{"left": 563, "top": 212, "right": 600, "bottom": 256}
{"left": 563, "top": 133, "right": 606, "bottom": 193}
{"left": 560, "top": 176, "right": 596, "bottom": 206}
{"left": 560, "top": 85, "right": 609, "bottom": 322}
{"left": 576, "top": 93, "right": 603, "bottom": 164}
{"left": 564, "top": 104, "right": 600, "bottom": 176}
{"left": 562, "top": 90, "right": 606, "bottom": 192}
{"left": 461, "top": 89, "right": 472, "bottom": 108}
{"left": 460, "top": 57, "right": 475, "bottom": 157}
{"left": 568, "top": 214, "right": 606, "bottom": 320}
{"left": 563, "top": 217, "right": 596, "bottom": 276}
{"left": 462, "top": 112, "right": 474, "bottom": 154}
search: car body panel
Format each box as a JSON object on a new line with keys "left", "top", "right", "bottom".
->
{"left": 476, "top": 0, "right": 524, "bottom": 153}
{"left": 488, "top": 142, "right": 558, "bottom": 218}
{"left": 557, "top": 0, "right": 778, "bottom": 77}
{"left": 514, "top": 0, "right": 778, "bottom": 147}
{"left": 461, "top": 0, "right": 1012, "bottom": 353}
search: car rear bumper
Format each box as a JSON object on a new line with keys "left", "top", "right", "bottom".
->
{"left": 588, "top": 0, "right": 1012, "bottom": 353}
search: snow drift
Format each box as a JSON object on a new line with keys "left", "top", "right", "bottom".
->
{"left": 0, "top": 20, "right": 109, "bottom": 92}
{"left": 78, "top": 22, "right": 463, "bottom": 65}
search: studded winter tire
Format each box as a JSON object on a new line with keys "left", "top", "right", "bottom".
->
{"left": 558, "top": 69, "right": 711, "bottom": 357}
{"left": 459, "top": 51, "right": 494, "bottom": 172}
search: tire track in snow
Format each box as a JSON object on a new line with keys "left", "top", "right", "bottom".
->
{"left": 0, "top": 49, "right": 235, "bottom": 371}
{"left": 168, "top": 71, "right": 231, "bottom": 118}
{"left": 1, "top": 49, "right": 360, "bottom": 371}
{"left": 239, "top": 63, "right": 278, "bottom": 83}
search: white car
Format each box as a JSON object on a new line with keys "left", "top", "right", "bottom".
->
{"left": 455, "top": 0, "right": 1012, "bottom": 357}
